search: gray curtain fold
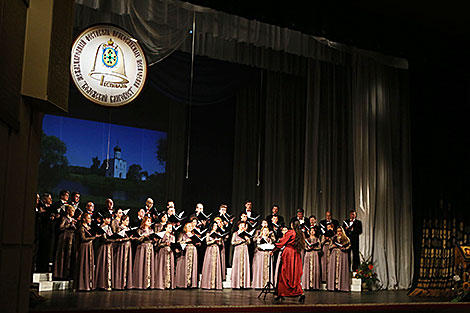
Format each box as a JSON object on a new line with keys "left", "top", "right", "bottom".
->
{"left": 352, "top": 55, "right": 413, "bottom": 289}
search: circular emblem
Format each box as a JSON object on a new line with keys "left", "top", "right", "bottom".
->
{"left": 70, "top": 25, "right": 147, "bottom": 107}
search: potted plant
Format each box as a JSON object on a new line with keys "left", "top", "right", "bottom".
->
{"left": 354, "top": 253, "right": 379, "bottom": 290}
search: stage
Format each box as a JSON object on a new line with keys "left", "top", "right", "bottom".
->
{"left": 30, "top": 289, "right": 469, "bottom": 313}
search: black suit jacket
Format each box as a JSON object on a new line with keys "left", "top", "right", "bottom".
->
{"left": 343, "top": 219, "right": 362, "bottom": 242}
{"left": 266, "top": 214, "right": 285, "bottom": 226}
{"left": 320, "top": 218, "right": 339, "bottom": 230}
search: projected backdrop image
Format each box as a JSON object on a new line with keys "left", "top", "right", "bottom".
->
{"left": 39, "top": 114, "right": 167, "bottom": 209}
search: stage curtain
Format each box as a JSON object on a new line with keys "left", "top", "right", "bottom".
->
{"left": 165, "top": 100, "right": 187, "bottom": 208}
{"left": 351, "top": 55, "right": 413, "bottom": 289}
{"left": 302, "top": 60, "right": 355, "bottom": 221}
{"left": 74, "top": 0, "right": 407, "bottom": 73}
{"left": 233, "top": 58, "right": 413, "bottom": 289}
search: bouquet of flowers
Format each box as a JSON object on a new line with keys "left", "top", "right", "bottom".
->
{"left": 355, "top": 253, "right": 379, "bottom": 290}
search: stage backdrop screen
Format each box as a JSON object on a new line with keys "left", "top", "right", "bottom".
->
{"left": 39, "top": 114, "right": 167, "bottom": 209}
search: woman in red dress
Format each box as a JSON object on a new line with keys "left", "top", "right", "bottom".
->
{"left": 274, "top": 220, "right": 306, "bottom": 302}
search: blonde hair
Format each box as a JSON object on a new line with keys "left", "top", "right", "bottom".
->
{"left": 336, "top": 226, "right": 350, "bottom": 245}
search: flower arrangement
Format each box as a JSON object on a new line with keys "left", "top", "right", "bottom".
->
{"left": 355, "top": 253, "right": 379, "bottom": 290}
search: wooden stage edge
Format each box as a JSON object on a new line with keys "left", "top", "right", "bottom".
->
{"left": 31, "top": 302, "right": 470, "bottom": 313}
{"left": 30, "top": 289, "right": 470, "bottom": 313}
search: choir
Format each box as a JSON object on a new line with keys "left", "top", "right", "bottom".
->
{"left": 35, "top": 191, "right": 362, "bottom": 293}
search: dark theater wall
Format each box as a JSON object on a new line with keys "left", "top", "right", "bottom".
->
{"left": 0, "top": 1, "right": 74, "bottom": 312}
{"left": 0, "top": 1, "right": 39, "bottom": 312}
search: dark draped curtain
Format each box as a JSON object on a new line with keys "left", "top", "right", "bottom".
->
{"left": 232, "top": 57, "right": 413, "bottom": 289}
{"left": 232, "top": 71, "right": 306, "bottom": 218}
{"left": 303, "top": 60, "right": 355, "bottom": 219}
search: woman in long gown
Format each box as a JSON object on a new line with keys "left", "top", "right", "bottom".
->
{"left": 302, "top": 227, "right": 322, "bottom": 290}
{"left": 74, "top": 213, "right": 100, "bottom": 291}
{"left": 231, "top": 221, "right": 251, "bottom": 289}
{"left": 214, "top": 217, "right": 228, "bottom": 280}
{"left": 175, "top": 222, "right": 199, "bottom": 288}
{"left": 321, "top": 223, "right": 335, "bottom": 283}
{"left": 111, "top": 208, "right": 123, "bottom": 233}
{"left": 154, "top": 223, "right": 176, "bottom": 289}
{"left": 273, "top": 220, "right": 305, "bottom": 302}
{"left": 112, "top": 214, "right": 133, "bottom": 290}
{"left": 200, "top": 222, "right": 224, "bottom": 289}
{"left": 154, "top": 213, "right": 168, "bottom": 233}
{"left": 327, "top": 226, "right": 351, "bottom": 292}
{"left": 94, "top": 212, "right": 114, "bottom": 290}
{"left": 53, "top": 204, "right": 76, "bottom": 280}
{"left": 132, "top": 216, "right": 155, "bottom": 289}
{"left": 252, "top": 226, "right": 275, "bottom": 289}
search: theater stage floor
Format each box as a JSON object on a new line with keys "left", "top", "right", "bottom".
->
{"left": 30, "top": 289, "right": 469, "bottom": 313}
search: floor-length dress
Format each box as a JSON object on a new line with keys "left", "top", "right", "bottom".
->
{"left": 252, "top": 236, "right": 274, "bottom": 289}
{"left": 112, "top": 225, "right": 133, "bottom": 289}
{"left": 53, "top": 216, "right": 76, "bottom": 280}
{"left": 132, "top": 227, "right": 155, "bottom": 289}
{"left": 154, "top": 233, "right": 175, "bottom": 289}
{"left": 94, "top": 225, "right": 114, "bottom": 290}
{"left": 74, "top": 224, "right": 96, "bottom": 291}
{"left": 327, "top": 237, "right": 351, "bottom": 291}
{"left": 175, "top": 233, "right": 199, "bottom": 288}
{"left": 274, "top": 230, "right": 303, "bottom": 297}
{"left": 301, "top": 236, "right": 322, "bottom": 290}
{"left": 321, "top": 237, "right": 332, "bottom": 282}
{"left": 231, "top": 232, "right": 251, "bottom": 289}
{"left": 200, "top": 233, "right": 223, "bottom": 289}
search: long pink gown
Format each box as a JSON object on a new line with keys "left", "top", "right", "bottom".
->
{"left": 301, "top": 236, "right": 322, "bottom": 290}
{"left": 94, "top": 225, "right": 114, "bottom": 290}
{"left": 175, "top": 233, "right": 198, "bottom": 288}
{"left": 200, "top": 233, "right": 223, "bottom": 289}
{"left": 154, "top": 233, "right": 176, "bottom": 289}
{"left": 327, "top": 236, "right": 351, "bottom": 291}
{"left": 53, "top": 216, "right": 76, "bottom": 280}
{"left": 231, "top": 232, "right": 251, "bottom": 289}
{"left": 112, "top": 225, "right": 133, "bottom": 290}
{"left": 74, "top": 224, "right": 96, "bottom": 291}
{"left": 132, "top": 228, "right": 155, "bottom": 289}
{"left": 252, "top": 235, "right": 275, "bottom": 289}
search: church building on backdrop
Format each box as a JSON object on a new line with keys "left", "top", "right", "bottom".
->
{"left": 106, "top": 145, "right": 128, "bottom": 179}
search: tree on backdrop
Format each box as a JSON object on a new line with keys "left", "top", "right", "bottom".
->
{"left": 127, "top": 164, "right": 143, "bottom": 181}
{"left": 38, "top": 131, "right": 69, "bottom": 191}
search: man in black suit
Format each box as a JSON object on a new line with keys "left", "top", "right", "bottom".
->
{"left": 343, "top": 209, "right": 363, "bottom": 271}
{"left": 319, "top": 210, "right": 339, "bottom": 233}
{"left": 266, "top": 204, "right": 285, "bottom": 227}
{"left": 51, "top": 189, "right": 69, "bottom": 217}
{"left": 131, "top": 208, "right": 146, "bottom": 228}
{"left": 291, "top": 208, "right": 309, "bottom": 227}
{"left": 100, "top": 198, "right": 115, "bottom": 218}
{"left": 242, "top": 200, "right": 258, "bottom": 219}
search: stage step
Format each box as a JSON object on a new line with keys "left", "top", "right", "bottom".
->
{"left": 33, "top": 280, "right": 72, "bottom": 292}
{"left": 33, "top": 273, "right": 53, "bottom": 283}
